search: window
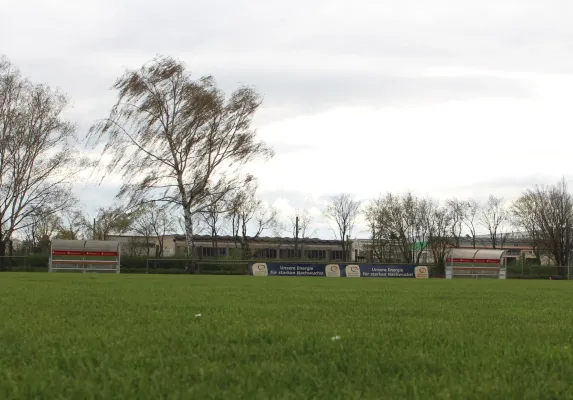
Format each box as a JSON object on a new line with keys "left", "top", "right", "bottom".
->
{"left": 331, "top": 250, "right": 344, "bottom": 260}
{"left": 306, "top": 250, "right": 326, "bottom": 260}
{"left": 280, "top": 249, "right": 301, "bottom": 259}
{"left": 201, "top": 247, "right": 227, "bottom": 257}
{"left": 255, "top": 248, "right": 277, "bottom": 259}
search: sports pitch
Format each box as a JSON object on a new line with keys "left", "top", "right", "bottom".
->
{"left": 1, "top": 274, "right": 572, "bottom": 399}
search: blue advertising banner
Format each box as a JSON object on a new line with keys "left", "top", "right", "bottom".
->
{"left": 249, "top": 262, "right": 342, "bottom": 277}
{"left": 249, "top": 263, "right": 429, "bottom": 278}
{"left": 345, "top": 264, "right": 417, "bottom": 278}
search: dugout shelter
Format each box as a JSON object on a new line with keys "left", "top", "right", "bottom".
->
{"left": 445, "top": 248, "right": 507, "bottom": 279}
{"left": 49, "top": 239, "right": 121, "bottom": 273}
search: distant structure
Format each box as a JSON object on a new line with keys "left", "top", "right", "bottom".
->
{"left": 108, "top": 231, "right": 543, "bottom": 265}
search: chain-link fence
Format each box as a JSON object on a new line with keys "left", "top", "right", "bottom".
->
{"left": 506, "top": 263, "right": 570, "bottom": 279}
{"left": 0, "top": 255, "right": 50, "bottom": 272}
{"left": 1, "top": 255, "right": 571, "bottom": 279}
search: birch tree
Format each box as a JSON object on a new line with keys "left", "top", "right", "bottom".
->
{"left": 88, "top": 56, "right": 273, "bottom": 257}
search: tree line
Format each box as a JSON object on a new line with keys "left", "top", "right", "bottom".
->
{"left": 361, "top": 179, "right": 573, "bottom": 273}
{"left": 2, "top": 54, "right": 573, "bottom": 271}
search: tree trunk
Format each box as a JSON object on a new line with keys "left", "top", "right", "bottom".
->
{"left": 294, "top": 216, "right": 299, "bottom": 260}
{"left": 342, "top": 239, "right": 348, "bottom": 262}
{"left": 158, "top": 237, "right": 164, "bottom": 258}
{"left": 0, "top": 239, "right": 6, "bottom": 272}
{"left": 183, "top": 208, "right": 196, "bottom": 273}
{"left": 242, "top": 242, "right": 251, "bottom": 260}
{"left": 211, "top": 228, "right": 218, "bottom": 256}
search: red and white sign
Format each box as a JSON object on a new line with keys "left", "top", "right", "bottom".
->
{"left": 52, "top": 250, "right": 119, "bottom": 257}
{"left": 446, "top": 258, "right": 500, "bottom": 264}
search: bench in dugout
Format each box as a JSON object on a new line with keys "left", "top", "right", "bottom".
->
{"left": 49, "top": 239, "right": 121, "bottom": 273}
{"left": 445, "top": 248, "right": 507, "bottom": 279}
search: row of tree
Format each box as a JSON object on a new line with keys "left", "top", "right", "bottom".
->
{"left": 14, "top": 176, "right": 573, "bottom": 270}
{"left": 10, "top": 184, "right": 308, "bottom": 260}
{"left": 356, "top": 179, "right": 573, "bottom": 270}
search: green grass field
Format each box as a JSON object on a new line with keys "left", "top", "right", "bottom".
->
{"left": 1, "top": 274, "right": 573, "bottom": 399}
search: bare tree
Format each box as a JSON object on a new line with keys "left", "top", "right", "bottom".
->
{"left": 365, "top": 192, "right": 434, "bottom": 264}
{"left": 228, "top": 182, "right": 278, "bottom": 259}
{"left": 56, "top": 209, "right": 88, "bottom": 240}
{"left": 133, "top": 204, "right": 176, "bottom": 257}
{"left": 446, "top": 198, "right": 466, "bottom": 247}
{"left": 125, "top": 237, "right": 151, "bottom": 257}
{"left": 425, "top": 201, "right": 453, "bottom": 272}
{"left": 478, "top": 195, "right": 508, "bottom": 249}
{"left": 88, "top": 56, "right": 273, "bottom": 259}
{"left": 365, "top": 196, "right": 399, "bottom": 262}
{"left": 366, "top": 193, "right": 412, "bottom": 263}
{"left": 463, "top": 199, "right": 480, "bottom": 248}
{"left": 131, "top": 207, "right": 155, "bottom": 257}
{"left": 513, "top": 179, "right": 573, "bottom": 273}
{"left": 511, "top": 193, "right": 544, "bottom": 264}
{"left": 200, "top": 192, "right": 231, "bottom": 253}
{"left": 324, "top": 194, "right": 361, "bottom": 262}
{"left": 150, "top": 206, "right": 176, "bottom": 258}
{"left": 405, "top": 195, "right": 433, "bottom": 264}
{"left": 21, "top": 207, "right": 63, "bottom": 253}
{"left": 0, "top": 56, "right": 88, "bottom": 269}
{"left": 90, "top": 205, "right": 135, "bottom": 240}
{"left": 387, "top": 193, "right": 417, "bottom": 263}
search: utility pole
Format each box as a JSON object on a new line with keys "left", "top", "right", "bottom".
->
{"left": 294, "top": 216, "right": 299, "bottom": 260}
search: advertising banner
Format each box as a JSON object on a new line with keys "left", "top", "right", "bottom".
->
{"left": 250, "top": 262, "right": 341, "bottom": 277}
{"left": 343, "top": 264, "right": 429, "bottom": 278}
{"left": 249, "top": 263, "right": 430, "bottom": 278}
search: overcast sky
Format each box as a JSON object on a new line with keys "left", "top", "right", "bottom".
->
{"left": 2, "top": 0, "right": 573, "bottom": 239}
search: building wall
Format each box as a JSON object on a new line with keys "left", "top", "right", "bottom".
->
{"left": 109, "top": 234, "right": 554, "bottom": 265}
{"left": 108, "top": 235, "right": 350, "bottom": 261}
